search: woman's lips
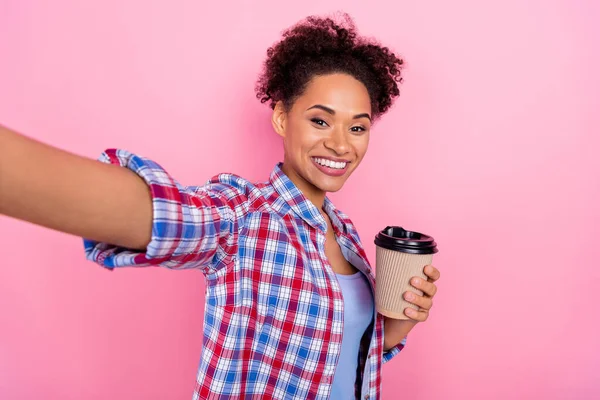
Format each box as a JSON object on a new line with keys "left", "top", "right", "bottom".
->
{"left": 311, "top": 157, "right": 349, "bottom": 177}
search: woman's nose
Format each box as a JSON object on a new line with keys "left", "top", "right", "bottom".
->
{"left": 323, "top": 127, "right": 350, "bottom": 155}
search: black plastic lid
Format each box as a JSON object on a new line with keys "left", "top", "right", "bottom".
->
{"left": 374, "top": 226, "right": 438, "bottom": 255}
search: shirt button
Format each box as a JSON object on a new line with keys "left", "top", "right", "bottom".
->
{"left": 323, "top": 376, "right": 332, "bottom": 384}
{"left": 365, "top": 395, "right": 370, "bottom": 400}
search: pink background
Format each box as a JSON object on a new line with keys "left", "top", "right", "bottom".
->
{"left": 1, "top": 1, "right": 598, "bottom": 399}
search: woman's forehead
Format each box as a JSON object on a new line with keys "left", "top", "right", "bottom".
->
{"left": 294, "top": 74, "right": 371, "bottom": 115}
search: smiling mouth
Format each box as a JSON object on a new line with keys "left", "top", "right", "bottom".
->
{"left": 311, "top": 157, "right": 349, "bottom": 170}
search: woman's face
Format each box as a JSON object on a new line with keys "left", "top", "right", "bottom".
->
{"left": 272, "top": 73, "right": 372, "bottom": 197}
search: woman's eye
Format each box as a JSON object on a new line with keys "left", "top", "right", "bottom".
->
{"left": 351, "top": 126, "right": 366, "bottom": 133}
{"left": 311, "top": 118, "right": 328, "bottom": 127}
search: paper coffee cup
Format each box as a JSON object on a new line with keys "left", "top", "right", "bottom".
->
{"left": 374, "top": 226, "right": 438, "bottom": 320}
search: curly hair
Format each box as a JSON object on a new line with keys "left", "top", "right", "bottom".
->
{"left": 255, "top": 13, "right": 404, "bottom": 120}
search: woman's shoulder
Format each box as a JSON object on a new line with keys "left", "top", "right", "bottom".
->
{"left": 197, "top": 171, "right": 274, "bottom": 212}
{"left": 203, "top": 171, "right": 267, "bottom": 194}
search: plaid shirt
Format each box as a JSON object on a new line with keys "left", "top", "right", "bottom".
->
{"left": 84, "top": 149, "right": 406, "bottom": 399}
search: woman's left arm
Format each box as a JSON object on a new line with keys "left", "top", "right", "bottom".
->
{"left": 383, "top": 264, "right": 441, "bottom": 351}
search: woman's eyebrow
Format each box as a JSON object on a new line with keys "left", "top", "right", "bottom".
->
{"left": 306, "top": 104, "right": 371, "bottom": 122}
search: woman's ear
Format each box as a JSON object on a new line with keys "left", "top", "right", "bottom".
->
{"left": 271, "top": 101, "right": 287, "bottom": 138}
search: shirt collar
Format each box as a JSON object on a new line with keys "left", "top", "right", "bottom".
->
{"left": 269, "top": 163, "right": 345, "bottom": 233}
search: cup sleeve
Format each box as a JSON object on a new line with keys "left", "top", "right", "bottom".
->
{"left": 83, "top": 149, "right": 246, "bottom": 276}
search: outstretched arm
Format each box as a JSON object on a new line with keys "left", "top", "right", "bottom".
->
{"left": 0, "top": 124, "right": 152, "bottom": 250}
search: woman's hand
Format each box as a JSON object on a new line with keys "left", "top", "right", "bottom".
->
{"left": 403, "top": 264, "right": 441, "bottom": 321}
{"left": 382, "top": 264, "right": 441, "bottom": 350}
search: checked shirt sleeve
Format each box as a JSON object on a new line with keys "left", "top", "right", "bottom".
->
{"left": 83, "top": 149, "right": 247, "bottom": 274}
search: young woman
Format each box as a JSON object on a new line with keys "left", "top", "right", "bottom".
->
{"left": 0, "top": 14, "right": 440, "bottom": 400}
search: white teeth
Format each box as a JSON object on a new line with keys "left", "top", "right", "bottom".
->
{"left": 313, "top": 158, "right": 347, "bottom": 170}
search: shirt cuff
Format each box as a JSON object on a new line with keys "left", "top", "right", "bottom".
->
{"left": 383, "top": 336, "right": 407, "bottom": 364}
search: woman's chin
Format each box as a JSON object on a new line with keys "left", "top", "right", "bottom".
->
{"left": 311, "top": 178, "right": 346, "bottom": 193}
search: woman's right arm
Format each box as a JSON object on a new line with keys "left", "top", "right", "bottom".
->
{"left": 0, "top": 124, "right": 248, "bottom": 273}
{"left": 0, "top": 124, "right": 152, "bottom": 250}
